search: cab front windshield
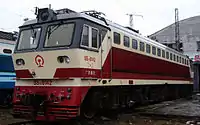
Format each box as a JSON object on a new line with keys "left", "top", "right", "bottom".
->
{"left": 17, "top": 27, "right": 41, "bottom": 50}
{"left": 44, "top": 23, "right": 75, "bottom": 47}
{"left": 17, "top": 23, "right": 75, "bottom": 50}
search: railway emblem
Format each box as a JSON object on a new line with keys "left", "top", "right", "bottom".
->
{"left": 35, "top": 55, "right": 44, "bottom": 67}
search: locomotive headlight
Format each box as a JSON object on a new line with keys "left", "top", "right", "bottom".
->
{"left": 57, "top": 56, "right": 70, "bottom": 63}
{"left": 67, "top": 88, "right": 72, "bottom": 93}
{"left": 16, "top": 59, "right": 25, "bottom": 66}
{"left": 65, "top": 56, "right": 70, "bottom": 63}
{"left": 66, "top": 94, "right": 71, "bottom": 100}
{"left": 58, "top": 56, "right": 64, "bottom": 63}
{"left": 16, "top": 87, "right": 20, "bottom": 91}
{"left": 16, "top": 93, "right": 20, "bottom": 98}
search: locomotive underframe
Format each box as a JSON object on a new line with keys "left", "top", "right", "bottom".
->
{"left": 12, "top": 82, "right": 193, "bottom": 121}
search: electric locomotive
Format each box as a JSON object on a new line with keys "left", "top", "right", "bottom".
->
{"left": 0, "top": 36, "right": 16, "bottom": 106}
{"left": 12, "top": 7, "right": 192, "bottom": 121}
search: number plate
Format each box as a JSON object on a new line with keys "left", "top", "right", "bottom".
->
{"left": 34, "top": 80, "right": 52, "bottom": 85}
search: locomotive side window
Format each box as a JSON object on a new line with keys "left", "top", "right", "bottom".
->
{"left": 170, "top": 53, "right": 172, "bottom": 60}
{"left": 114, "top": 32, "right": 120, "bottom": 44}
{"left": 162, "top": 50, "right": 165, "bottom": 58}
{"left": 132, "top": 39, "right": 138, "bottom": 49}
{"left": 81, "top": 25, "right": 99, "bottom": 50}
{"left": 124, "top": 36, "right": 130, "bottom": 47}
{"left": 157, "top": 48, "right": 161, "bottom": 57}
{"left": 166, "top": 51, "right": 169, "bottom": 59}
{"left": 179, "top": 57, "right": 181, "bottom": 63}
{"left": 152, "top": 46, "right": 156, "bottom": 55}
{"left": 139, "top": 42, "right": 145, "bottom": 52}
{"left": 173, "top": 54, "right": 176, "bottom": 61}
{"left": 81, "top": 25, "right": 89, "bottom": 47}
{"left": 146, "top": 44, "right": 151, "bottom": 54}
{"left": 92, "top": 28, "right": 98, "bottom": 48}
{"left": 177, "top": 56, "right": 179, "bottom": 62}
{"left": 182, "top": 58, "right": 184, "bottom": 64}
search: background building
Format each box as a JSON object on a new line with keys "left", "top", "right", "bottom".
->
{"left": 149, "top": 15, "right": 200, "bottom": 61}
{"left": 0, "top": 31, "right": 17, "bottom": 54}
{"left": 0, "top": 31, "right": 17, "bottom": 43}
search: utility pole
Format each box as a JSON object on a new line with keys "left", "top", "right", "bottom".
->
{"left": 49, "top": 4, "right": 51, "bottom": 9}
{"left": 175, "top": 8, "right": 180, "bottom": 52}
{"left": 126, "top": 13, "right": 143, "bottom": 29}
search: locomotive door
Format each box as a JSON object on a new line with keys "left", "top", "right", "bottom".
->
{"left": 81, "top": 25, "right": 112, "bottom": 79}
{"left": 82, "top": 26, "right": 111, "bottom": 80}
{"left": 100, "top": 29, "right": 112, "bottom": 79}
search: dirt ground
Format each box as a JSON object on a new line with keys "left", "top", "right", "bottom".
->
{"left": 117, "top": 117, "right": 186, "bottom": 125}
{"left": 2, "top": 97, "right": 200, "bottom": 125}
{"left": 91, "top": 114, "right": 187, "bottom": 125}
{"left": 0, "top": 109, "right": 27, "bottom": 125}
{"left": 0, "top": 109, "right": 187, "bottom": 125}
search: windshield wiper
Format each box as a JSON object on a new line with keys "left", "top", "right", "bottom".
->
{"left": 47, "top": 21, "right": 63, "bottom": 39}
{"left": 30, "top": 25, "right": 36, "bottom": 44}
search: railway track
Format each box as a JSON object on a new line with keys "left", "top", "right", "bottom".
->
{"left": 7, "top": 121, "right": 40, "bottom": 125}
{"left": 4, "top": 111, "right": 194, "bottom": 125}
{"left": 5, "top": 110, "right": 193, "bottom": 125}
{"left": 6, "top": 96, "right": 200, "bottom": 125}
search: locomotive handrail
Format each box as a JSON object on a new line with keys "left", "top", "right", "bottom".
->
{"left": 8, "top": 120, "right": 42, "bottom": 125}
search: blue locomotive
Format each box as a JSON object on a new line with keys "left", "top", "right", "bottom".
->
{"left": 0, "top": 31, "right": 16, "bottom": 106}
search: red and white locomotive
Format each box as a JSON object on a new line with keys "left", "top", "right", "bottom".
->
{"left": 12, "top": 7, "right": 192, "bottom": 121}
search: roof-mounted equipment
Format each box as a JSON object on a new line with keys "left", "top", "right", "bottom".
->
{"left": 55, "top": 8, "right": 77, "bottom": 15}
{"left": 125, "top": 26, "right": 139, "bottom": 33}
{"left": 35, "top": 7, "right": 57, "bottom": 23}
{"left": 81, "top": 10, "right": 109, "bottom": 25}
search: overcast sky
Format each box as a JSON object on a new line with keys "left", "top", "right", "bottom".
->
{"left": 0, "top": 0, "right": 199, "bottom": 36}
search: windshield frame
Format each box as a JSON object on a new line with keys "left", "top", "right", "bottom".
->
{"left": 16, "top": 26, "right": 42, "bottom": 51}
{"left": 43, "top": 22, "right": 76, "bottom": 48}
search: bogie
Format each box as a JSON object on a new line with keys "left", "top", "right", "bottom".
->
{"left": 80, "top": 84, "right": 193, "bottom": 119}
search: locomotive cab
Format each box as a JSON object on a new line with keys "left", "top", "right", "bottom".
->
{"left": 14, "top": 8, "right": 110, "bottom": 79}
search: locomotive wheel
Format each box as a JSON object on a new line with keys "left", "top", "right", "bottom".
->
{"left": 70, "top": 117, "right": 88, "bottom": 125}
{"left": 82, "top": 91, "right": 102, "bottom": 119}
{"left": 83, "top": 108, "right": 96, "bottom": 119}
